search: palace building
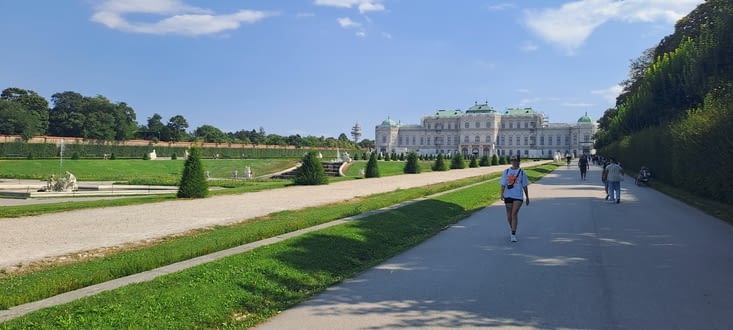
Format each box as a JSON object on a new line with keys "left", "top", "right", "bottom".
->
{"left": 375, "top": 102, "right": 597, "bottom": 159}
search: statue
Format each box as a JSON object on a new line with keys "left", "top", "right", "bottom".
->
{"left": 63, "top": 171, "right": 78, "bottom": 192}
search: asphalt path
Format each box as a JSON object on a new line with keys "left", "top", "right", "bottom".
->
{"left": 256, "top": 164, "right": 733, "bottom": 329}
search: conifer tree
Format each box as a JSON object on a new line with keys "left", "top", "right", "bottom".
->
{"left": 294, "top": 151, "right": 328, "bottom": 185}
{"left": 450, "top": 152, "right": 466, "bottom": 169}
{"left": 365, "top": 152, "right": 380, "bottom": 178}
{"left": 403, "top": 152, "right": 421, "bottom": 174}
{"left": 432, "top": 153, "right": 448, "bottom": 171}
{"left": 177, "top": 146, "right": 209, "bottom": 198}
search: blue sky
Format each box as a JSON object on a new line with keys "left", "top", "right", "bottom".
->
{"left": 1, "top": 0, "right": 703, "bottom": 140}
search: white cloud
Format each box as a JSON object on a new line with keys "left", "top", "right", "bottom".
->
{"left": 523, "top": 0, "right": 703, "bottom": 54}
{"left": 592, "top": 84, "right": 624, "bottom": 103}
{"left": 356, "top": 31, "right": 367, "bottom": 38}
{"left": 91, "top": 0, "right": 274, "bottom": 36}
{"left": 338, "top": 17, "right": 362, "bottom": 28}
{"left": 315, "top": 0, "right": 385, "bottom": 13}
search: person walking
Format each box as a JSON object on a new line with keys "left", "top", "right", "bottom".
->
{"left": 500, "top": 155, "right": 530, "bottom": 242}
{"left": 578, "top": 155, "right": 589, "bottom": 180}
{"left": 603, "top": 158, "right": 624, "bottom": 203}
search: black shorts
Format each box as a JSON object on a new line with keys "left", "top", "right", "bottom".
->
{"left": 504, "top": 197, "right": 523, "bottom": 204}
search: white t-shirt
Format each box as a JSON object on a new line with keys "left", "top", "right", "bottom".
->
{"left": 500, "top": 167, "right": 528, "bottom": 200}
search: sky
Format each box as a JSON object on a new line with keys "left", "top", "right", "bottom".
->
{"left": 0, "top": 0, "right": 704, "bottom": 141}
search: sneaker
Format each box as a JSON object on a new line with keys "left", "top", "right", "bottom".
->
{"left": 511, "top": 235, "right": 517, "bottom": 242}
{"left": 616, "top": 199, "right": 620, "bottom": 204}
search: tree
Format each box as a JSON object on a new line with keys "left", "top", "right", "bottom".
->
{"left": 194, "top": 125, "right": 227, "bottom": 143}
{"left": 0, "top": 99, "right": 40, "bottom": 140}
{"left": 1, "top": 87, "right": 49, "bottom": 136}
{"left": 177, "top": 146, "right": 209, "bottom": 198}
{"left": 403, "top": 152, "right": 421, "bottom": 174}
{"left": 450, "top": 152, "right": 466, "bottom": 169}
{"left": 469, "top": 156, "right": 479, "bottom": 168}
{"left": 479, "top": 155, "right": 490, "bottom": 166}
{"left": 365, "top": 152, "right": 380, "bottom": 178}
{"left": 167, "top": 115, "right": 189, "bottom": 142}
{"left": 432, "top": 153, "right": 448, "bottom": 171}
{"left": 293, "top": 151, "right": 328, "bottom": 185}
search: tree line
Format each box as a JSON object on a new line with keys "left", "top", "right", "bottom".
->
{"left": 0, "top": 88, "right": 374, "bottom": 150}
{"left": 595, "top": 0, "right": 733, "bottom": 204}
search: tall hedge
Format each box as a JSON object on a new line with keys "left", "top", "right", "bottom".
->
{"left": 177, "top": 147, "right": 209, "bottom": 198}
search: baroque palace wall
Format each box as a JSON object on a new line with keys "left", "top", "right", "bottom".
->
{"left": 375, "top": 102, "right": 597, "bottom": 159}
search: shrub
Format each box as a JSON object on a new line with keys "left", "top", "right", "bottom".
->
{"left": 171, "top": 152, "right": 177, "bottom": 160}
{"left": 110, "top": 153, "right": 116, "bottom": 160}
{"left": 403, "top": 152, "right": 421, "bottom": 174}
{"left": 71, "top": 152, "right": 80, "bottom": 160}
{"left": 450, "top": 153, "right": 466, "bottom": 169}
{"left": 480, "top": 155, "right": 490, "bottom": 166}
{"left": 365, "top": 152, "right": 380, "bottom": 178}
{"left": 491, "top": 154, "right": 499, "bottom": 165}
{"left": 177, "top": 147, "right": 209, "bottom": 198}
{"left": 432, "top": 153, "right": 448, "bottom": 171}
{"left": 293, "top": 151, "right": 328, "bottom": 185}
{"left": 469, "top": 156, "right": 478, "bottom": 168}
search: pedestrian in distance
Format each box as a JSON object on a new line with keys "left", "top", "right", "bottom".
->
{"left": 603, "top": 158, "right": 624, "bottom": 204}
{"left": 578, "top": 154, "right": 589, "bottom": 180}
{"left": 500, "top": 155, "right": 530, "bottom": 242}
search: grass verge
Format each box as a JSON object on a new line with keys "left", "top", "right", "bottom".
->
{"left": 0, "top": 165, "right": 555, "bottom": 328}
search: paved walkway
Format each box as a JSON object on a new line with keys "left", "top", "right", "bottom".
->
{"left": 256, "top": 164, "right": 733, "bottom": 329}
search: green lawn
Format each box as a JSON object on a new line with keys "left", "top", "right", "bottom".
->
{"left": 0, "top": 165, "right": 557, "bottom": 329}
{"left": 0, "top": 158, "right": 299, "bottom": 183}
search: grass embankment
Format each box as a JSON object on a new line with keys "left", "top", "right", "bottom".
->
{"left": 0, "top": 165, "right": 556, "bottom": 329}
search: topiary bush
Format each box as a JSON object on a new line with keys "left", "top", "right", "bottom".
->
{"left": 294, "top": 151, "right": 328, "bottom": 185}
{"left": 480, "top": 155, "right": 490, "bottom": 166}
{"left": 365, "top": 152, "right": 380, "bottom": 178}
{"left": 432, "top": 153, "right": 448, "bottom": 171}
{"left": 469, "top": 156, "right": 478, "bottom": 168}
{"left": 403, "top": 152, "right": 421, "bottom": 174}
{"left": 177, "top": 146, "right": 209, "bottom": 198}
{"left": 491, "top": 154, "right": 499, "bottom": 165}
{"left": 450, "top": 153, "right": 466, "bottom": 169}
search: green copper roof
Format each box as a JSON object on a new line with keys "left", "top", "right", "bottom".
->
{"left": 466, "top": 102, "right": 496, "bottom": 113}
{"left": 431, "top": 109, "right": 464, "bottom": 118}
{"left": 503, "top": 107, "right": 537, "bottom": 116}
{"left": 381, "top": 117, "right": 399, "bottom": 126}
{"left": 577, "top": 112, "right": 593, "bottom": 123}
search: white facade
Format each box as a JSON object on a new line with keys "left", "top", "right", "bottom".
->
{"left": 375, "top": 102, "right": 597, "bottom": 159}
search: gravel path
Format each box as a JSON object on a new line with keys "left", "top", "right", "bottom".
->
{"left": 0, "top": 165, "right": 526, "bottom": 272}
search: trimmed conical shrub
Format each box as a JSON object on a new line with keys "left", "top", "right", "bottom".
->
{"left": 403, "top": 152, "right": 421, "bottom": 174}
{"left": 450, "top": 153, "right": 466, "bottom": 169}
{"left": 365, "top": 152, "right": 380, "bottom": 178}
{"left": 432, "top": 153, "right": 448, "bottom": 171}
{"left": 177, "top": 146, "right": 209, "bottom": 198}
{"left": 469, "top": 156, "right": 478, "bottom": 168}
{"left": 294, "top": 151, "right": 328, "bottom": 185}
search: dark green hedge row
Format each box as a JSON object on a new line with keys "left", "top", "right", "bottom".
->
{"left": 0, "top": 142, "right": 360, "bottom": 160}
{"left": 598, "top": 85, "right": 733, "bottom": 204}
